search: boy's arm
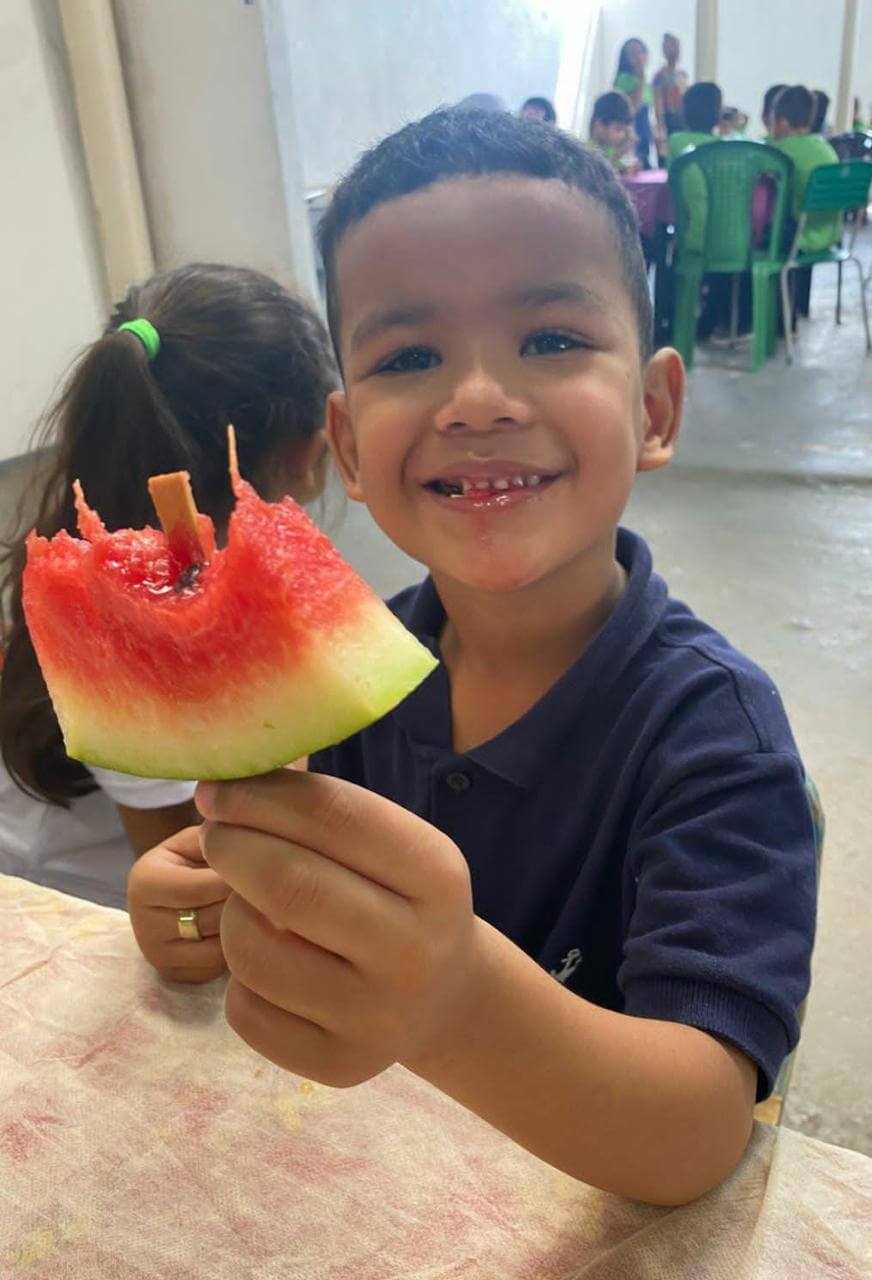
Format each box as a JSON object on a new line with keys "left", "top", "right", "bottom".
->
{"left": 407, "top": 919, "right": 756, "bottom": 1206}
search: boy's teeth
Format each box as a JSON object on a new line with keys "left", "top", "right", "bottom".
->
{"left": 435, "top": 474, "right": 550, "bottom": 495}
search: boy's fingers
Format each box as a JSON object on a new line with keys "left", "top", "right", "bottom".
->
{"left": 199, "top": 822, "right": 411, "bottom": 965}
{"left": 196, "top": 771, "right": 447, "bottom": 899}
{"left": 130, "top": 858, "right": 230, "bottom": 910}
{"left": 164, "top": 825, "right": 207, "bottom": 863}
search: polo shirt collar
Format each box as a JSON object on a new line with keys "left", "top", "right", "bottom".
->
{"left": 393, "top": 528, "right": 668, "bottom": 788}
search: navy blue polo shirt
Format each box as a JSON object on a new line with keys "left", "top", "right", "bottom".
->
{"left": 311, "top": 528, "right": 817, "bottom": 1099}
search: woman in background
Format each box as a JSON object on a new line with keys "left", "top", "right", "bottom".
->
{"left": 614, "top": 38, "right": 653, "bottom": 168}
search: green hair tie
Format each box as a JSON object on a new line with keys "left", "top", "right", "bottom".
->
{"left": 117, "top": 318, "right": 161, "bottom": 362}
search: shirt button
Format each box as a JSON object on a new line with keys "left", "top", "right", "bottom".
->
{"left": 445, "top": 770, "right": 472, "bottom": 794}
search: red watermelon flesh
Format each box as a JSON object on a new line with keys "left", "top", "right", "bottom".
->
{"left": 23, "top": 470, "right": 437, "bottom": 779}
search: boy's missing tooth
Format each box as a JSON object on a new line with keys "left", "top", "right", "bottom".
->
{"left": 197, "top": 109, "right": 816, "bottom": 1208}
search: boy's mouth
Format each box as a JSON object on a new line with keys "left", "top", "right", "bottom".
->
{"left": 427, "top": 474, "right": 552, "bottom": 497}
{"left": 422, "top": 469, "right": 560, "bottom": 508}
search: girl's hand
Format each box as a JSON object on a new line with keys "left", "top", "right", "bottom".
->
{"left": 195, "top": 770, "right": 489, "bottom": 1087}
{"left": 127, "top": 826, "right": 230, "bottom": 983}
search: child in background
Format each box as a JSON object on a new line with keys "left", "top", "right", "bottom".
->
{"left": 519, "top": 96, "right": 556, "bottom": 125}
{"left": 667, "top": 81, "right": 723, "bottom": 161}
{"left": 773, "top": 86, "right": 840, "bottom": 323}
{"left": 772, "top": 85, "right": 840, "bottom": 253}
{"left": 589, "top": 91, "right": 637, "bottom": 171}
{"left": 189, "top": 109, "right": 817, "bottom": 1205}
{"left": 761, "top": 83, "right": 787, "bottom": 140}
{"left": 652, "top": 32, "right": 689, "bottom": 161}
{"left": 0, "top": 263, "right": 336, "bottom": 979}
{"left": 718, "top": 107, "right": 748, "bottom": 138}
{"left": 810, "top": 90, "right": 830, "bottom": 137}
{"left": 614, "top": 38, "right": 653, "bottom": 167}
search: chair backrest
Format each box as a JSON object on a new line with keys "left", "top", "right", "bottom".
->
{"left": 669, "top": 140, "right": 792, "bottom": 272}
{"left": 829, "top": 130, "right": 872, "bottom": 162}
{"left": 801, "top": 160, "right": 872, "bottom": 213}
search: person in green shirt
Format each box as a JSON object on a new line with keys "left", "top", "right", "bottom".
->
{"left": 667, "top": 82, "right": 723, "bottom": 253}
{"left": 614, "top": 38, "right": 653, "bottom": 168}
{"left": 772, "top": 84, "right": 840, "bottom": 254}
{"left": 588, "top": 91, "right": 637, "bottom": 171}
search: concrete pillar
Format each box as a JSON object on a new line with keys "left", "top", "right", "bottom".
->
{"left": 835, "top": 0, "right": 859, "bottom": 132}
{"left": 695, "top": 0, "right": 718, "bottom": 82}
{"left": 57, "top": 0, "right": 154, "bottom": 301}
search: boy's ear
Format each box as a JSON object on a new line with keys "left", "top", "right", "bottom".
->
{"left": 326, "top": 390, "right": 365, "bottom": 502}
{"left": 637, "top": 346, "right": 685, "bottom": 473}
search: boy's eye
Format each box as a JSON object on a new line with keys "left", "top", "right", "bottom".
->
{"left": 521, "top": 329, "right": 587, "bottom": 357}
{"left": 375, "top": 346, "right": 441, "bottom": 374}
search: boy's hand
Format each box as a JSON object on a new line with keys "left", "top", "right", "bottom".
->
{"left": 195, "top": 771, "right": 487, "bottom": 1087}
{"left": 127, "top": 826, "right": 230, "bottom": 984}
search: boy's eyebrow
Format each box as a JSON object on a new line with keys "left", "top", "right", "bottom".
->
{"left": 512, "top": 283, "right": 610, "bottom": 313}
{"left": 349, "top": 305, "right": 437, "bottom": 353}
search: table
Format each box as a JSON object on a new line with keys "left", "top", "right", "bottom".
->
{"left": 2, "top": 874, "right": 871, "bottom": 1279}
{"left": 620, "top": 168, "right": 776, "bottom": 243}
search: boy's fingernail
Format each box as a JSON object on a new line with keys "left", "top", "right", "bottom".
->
{"left": 195, "top": 781, "right": 216, "bottom": 814}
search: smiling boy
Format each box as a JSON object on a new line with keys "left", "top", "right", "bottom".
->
{"left": 194, "top": 110, "right": 817, "bottom": 1205}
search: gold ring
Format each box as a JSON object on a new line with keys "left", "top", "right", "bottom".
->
{"left": 177, "top": 908, "right": 202, "bottom": 942}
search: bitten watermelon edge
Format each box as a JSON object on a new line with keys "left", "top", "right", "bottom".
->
{"left": 23, "top": 467, "right": 438, "bottom": 781}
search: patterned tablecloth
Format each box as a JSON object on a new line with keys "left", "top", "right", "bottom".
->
{"left": 1, "top": 872, "right": 870, "bottom": 1279}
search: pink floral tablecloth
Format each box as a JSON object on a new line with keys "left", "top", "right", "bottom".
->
{"left": 1, "top": 873, "right": 870, "bottom": 1278}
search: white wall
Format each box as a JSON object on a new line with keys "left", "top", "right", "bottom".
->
{"left": 283, "top": 0, "right": 566, "bottom": 191}
{"left": 113, "top": 0, "right": 315, "bottom": 296}
{"left": 856, "top": 0, "right": 872, "bottom": 122}
{"left": 0, "top": 0, "right": 106, "bottom": 463}
{"left": 718, "top": 0, "right": 845, "bottom": 134}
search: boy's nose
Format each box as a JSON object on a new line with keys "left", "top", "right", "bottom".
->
{"left": 434, "top": 365, "right": 532, "bottom": 434}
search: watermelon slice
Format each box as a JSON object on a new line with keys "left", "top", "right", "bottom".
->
{"left": 23, "top": 439, "right": 437, "bottom": 780}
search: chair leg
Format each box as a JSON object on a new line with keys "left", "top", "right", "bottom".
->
{"left": 836, "top": 260, "right": 843, "bottom": 325}
{"left": 751, "top": 269, "right": 771, "bottom": 372}
{"left": 781, "top": 267, "right": 794, "bottom": 365}
{"left": 851, "top": 255, "right": 872, "bottom": 354}
{"left": 672, "top": 264, "right": 703, "bottom": 371}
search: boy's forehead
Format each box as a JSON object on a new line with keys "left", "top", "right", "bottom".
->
{"left": 334, "top": 176, "right": 627, "bottom": 334}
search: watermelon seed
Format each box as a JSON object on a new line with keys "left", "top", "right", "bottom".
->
{"left": 174, "top": 562, "right": 203, "bottom": 593}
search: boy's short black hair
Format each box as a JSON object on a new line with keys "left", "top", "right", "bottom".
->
{"left": 591, "top": 91, "right": 633, "bottom": 128}
{"left": 811, "top": 90, "right": 830, "bottom": 134}
{"left": 317, "top": 108, "right": 653, "bottom": 365}
{"left": 683, "top": 82, "right": 722, "bottom": 133}
{"left": 775, "top": 85, "right": 815, "bottom": 130}
{"left": 762, "top": 83, "right": 787, "bottom": 122}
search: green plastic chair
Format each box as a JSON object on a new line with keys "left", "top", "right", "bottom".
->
{"left": 669, "top": 141, "right": 792, "bottom": 371}
{"left": 780, "top": 160, "right": 872, "bottom": 365}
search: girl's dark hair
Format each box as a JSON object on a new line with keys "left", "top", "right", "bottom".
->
{"left": 520, "top": 96, "right": 557, "bottom": 123}
{"left": 0, "top": 262, "right": 337, "bottom": 806}
{"left": 317, "top": 108, "right": 653, "bottom": 368}
{"left": 617, "top": 38, "right": 647, "bottom": 78}
{"left": 811, "top": 90, "right": 830, "bottom": 135}
{"left": 762, "top": 83, "right": 788, "bottom": 124}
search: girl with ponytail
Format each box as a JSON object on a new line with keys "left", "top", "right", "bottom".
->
{"left": 0, "top": 263, "right": 336, "bottom": 978}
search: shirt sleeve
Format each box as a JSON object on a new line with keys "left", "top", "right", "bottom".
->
{"left": 88, "top": 765, "right": 197, "bottom": 810}
{"left": 619, "top": 749, "right": 818, "bottom": 1099}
